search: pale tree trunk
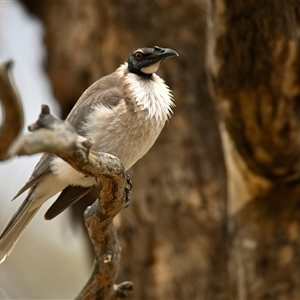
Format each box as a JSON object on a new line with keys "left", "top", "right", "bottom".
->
{"left": 207, "top": 1, "right": 300, "bottom": 299}
{"left": 18, "top": 1, "right": 300, "bottom": 299}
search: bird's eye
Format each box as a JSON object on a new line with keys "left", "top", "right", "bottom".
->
{"left": 134, "top": 52, "right": 143, "bottom": 61}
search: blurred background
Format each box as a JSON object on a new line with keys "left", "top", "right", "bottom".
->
{"left": 1, "top": 1, "right": 299, "bottom": 299}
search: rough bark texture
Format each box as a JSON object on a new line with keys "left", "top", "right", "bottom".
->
{"left": 21, "top": 1, "right": 227, "bottom": 299}
{"left": 207, "top": 1, "right": 300, "bottom": 299}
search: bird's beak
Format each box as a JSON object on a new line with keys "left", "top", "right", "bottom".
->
{"left": 137, "top": 46, "right": 179, "bottom": 74}
{"left": 151, "top": 46, "right": 179, "bottom": 62}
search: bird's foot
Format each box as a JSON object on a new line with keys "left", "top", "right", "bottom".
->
{"left": 124, "top": 173, "right": 132, "bottom": 208}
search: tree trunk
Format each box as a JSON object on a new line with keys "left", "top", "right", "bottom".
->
{"left": 207, "top": 1, "right": 300, "bottom": 299}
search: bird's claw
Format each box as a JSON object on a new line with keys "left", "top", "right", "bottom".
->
{"left": 124, "top": 173, "right": 132, "bottom": 208}
{"left": 126, "top": 173, "right": 133, "bottom": 191}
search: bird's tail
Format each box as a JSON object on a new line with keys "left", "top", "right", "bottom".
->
{"left": 0, "top": 195, "right": 41, "bottom": 263}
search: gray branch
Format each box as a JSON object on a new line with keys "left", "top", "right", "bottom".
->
{"left": 0, "top": 61, "right": 133, "bottom": 299}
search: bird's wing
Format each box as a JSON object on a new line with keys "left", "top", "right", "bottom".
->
{"left": 13, "top": 72, "right": 124, "bottom": 203}
{"left": 13, "top": 153, "right": 54, "bottom": 199}
{"left": 44, "top": 185, "right": 98, "bottom": 220}
{"left": 65, "top": 74, "right": 124, "bottom": 129}
{"left": 43, "top": 75, "right": 125, "bottom": 218}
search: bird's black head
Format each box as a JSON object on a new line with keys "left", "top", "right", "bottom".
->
{"left": 127, "top": 46, "right": 178, "bottom": 76}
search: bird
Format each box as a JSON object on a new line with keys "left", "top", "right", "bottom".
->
{"left": 0, "top": 46, "right": 178, "bottom": 263}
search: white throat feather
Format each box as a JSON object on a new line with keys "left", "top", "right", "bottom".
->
{"left": 123, "top": 65, "right": 175, "bottom": 122}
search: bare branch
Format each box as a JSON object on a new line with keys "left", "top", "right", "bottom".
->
{"left": 76, "top": 200, "right": 133, "bottom": 300}
{"left": 112, "top": 282, "right": 134, "bottom": 299}
{"left": 7, "top": 104, "right": 78, "bottom": 157}
{"left": 0, "top": 61, "right": 23, "bottom": 160}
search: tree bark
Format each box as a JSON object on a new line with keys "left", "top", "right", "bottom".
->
{"left": 207, "top": 1, "right": 300, "bottom": 299}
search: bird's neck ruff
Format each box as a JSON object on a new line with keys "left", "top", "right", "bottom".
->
{"left": 120, "top": 63, "right": 175, "bottom": 122}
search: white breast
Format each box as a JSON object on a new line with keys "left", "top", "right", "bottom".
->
{"left": 124, "top": 70, "right": 175, "bottom": 122}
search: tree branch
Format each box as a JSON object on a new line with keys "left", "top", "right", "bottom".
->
{"left": 76, "top": 200, "right": 133, "bottom": 300}
{"left": 0, "top": 61, "right": 133, "bottom": 299}
{"left": 0, "top": 61, "right": 23, "bottom": 160}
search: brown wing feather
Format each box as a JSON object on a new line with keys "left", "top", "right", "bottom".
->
{"left": 44, "top": 185, "right": 98, "bottom": 220}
